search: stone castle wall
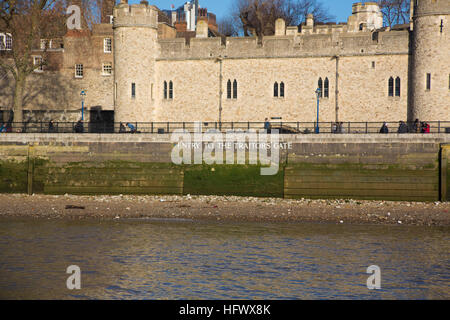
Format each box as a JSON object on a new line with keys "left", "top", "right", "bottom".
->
{"left": 409, "top": 0, "right": 450, "bottom": 121}
{"left": 0, "top": 1, "right": 448, "bottom": 124}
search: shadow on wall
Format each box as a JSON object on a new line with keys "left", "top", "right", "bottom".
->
{"left": 0, "top": 71, "right": 75, "bottom": 122}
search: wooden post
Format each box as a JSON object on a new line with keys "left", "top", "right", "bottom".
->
{"left": 27, "top": 145, "right": 34, "bottom": 195}
{"left": 441, "top": 146, "right": 448, "bottom": 202}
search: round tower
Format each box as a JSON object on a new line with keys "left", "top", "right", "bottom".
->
{"left": 409, "top": 0, "right": 450, "bottom": 122}
{"left": 113, "top": 0, "right": 158, "bottom": 124}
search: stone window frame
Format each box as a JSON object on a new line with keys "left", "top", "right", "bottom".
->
{"left": 163, "top": 81, "right": 173, "bottom": 100}
{"left": 388, "top": 77, "right": 394, "bottom": 97}
{"left": 104, "top": 38, "right": 112, "bottom": 53}
{"left": 280, "top": 82, "right": 285, "bottom": 98}
{"left": 426, "top": 73, "right": 431, "bottom": 91}
{"left": 102, "top": 62, "right": 112, "bottom": 76}
{"left": 5, "top": 33, "right": 12, "bottom": 50}
{"left": 0, "top": 33, "right": 12, "bottom": 50}
{"left": 131, "top": 82, "right": 136, "bottom": 99}
{"left": 169, "top": 81, "right": 173, "bottom": 100}
{"left": 40, "top": 39, "right": 52, "bottom": 50}
{"left": 273, "top": 82, "right": 285, "bottom": 98}
{"left": 324, "top": 78, "right": 329, "bottom": 98}
{"left": 164, "top": 81, "right": 168, "bottom": 99}
{"left": 75, "top": 64, "right": 83, "bottom": 78}
{"left": 318, "top": 78, "right": 323, "bottom": 98}
{"left": 227, "top": 80, "right": 232, "bottom": 99}
{"left": 395, "top": 77, "right": 401, "bottom": 97}
{"left": 33, "top": 56, "right": 44, "bottom": 73}
{"left": 232, "top": 79, "right": 237, "bottom": 99}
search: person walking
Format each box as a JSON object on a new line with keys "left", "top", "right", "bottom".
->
{"left": 48, "top": 120, "right": 55, "bottom": 133}
{"left": 264, "top": 118, "right": 271, "bottom": 134}
{"left": 74, "top": 120, "right": 84, "bottom": 133}
{"left": 380, "top": 122, "right": 389, "bottom": 134}
{"left": 413, "top": 119, "right": 420, "bottom": 133}
{"left": 397, "top": 121, "right": 407, "bottom": 133}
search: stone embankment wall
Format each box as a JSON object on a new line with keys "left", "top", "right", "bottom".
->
{"left": 0, "top": 134, "right": 449, "bottom": 201}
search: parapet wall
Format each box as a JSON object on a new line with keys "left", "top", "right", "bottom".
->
{"left": 157, "top": 29, "right": 409, "bottom": 60}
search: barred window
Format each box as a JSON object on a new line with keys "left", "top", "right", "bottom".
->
{"left": 0, "top": 35, "right": 4, "bottom": 50}
{"left": 388, "top": 77, "right": 394, "bottom": 96}
{"left": 280, "top": 82, "right": 285, "bottom": 98}
{"left": 274, "top": 82, "right": 278, "bottom": 97}
{"left": 102, "top": 62, "right": 112, "bottom": 75}
{"left": 233, "top": 80, "right": 237, "bottom": 99}
{"left": 324, "top": 78, "right": 329, "bottom": 98}
{"left": 169, "top": 81, "right": 173, "bottom": 99}
{"left": 104, "top": 38, "right": 112, "bottom": 53}
{"left": 227, "top": 80, "right": 232, "bottom": 99}
{"left": 33, "top": 56, "right": 43, "bottom": 72}
{"left": 395, "top": 77, "right": 401, "bottom": 97}
{"left": 75, "top": 64, "right": 83, "bottom": 78}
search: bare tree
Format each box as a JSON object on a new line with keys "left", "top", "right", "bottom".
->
{"left": 231, "top": 0, "right": 334, "bottom": 38}
{"left": 218, "top": 17, "right": 239, "bottom": 37}
{"left": 0, "top": 0, "right": 67, "bottom": 126}
{"left": 378, "top": 0, "right": 410, "bottom": 27}
{"left": 293, "top": 0, "right": 334, "bottom": 25}
{"left": 0, "top": 0, "right": 104, "bottom": 127}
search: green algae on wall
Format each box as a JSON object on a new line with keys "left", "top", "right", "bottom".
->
{"left": 183, "top": 164, "right": 285, "bottom": 197}
{"left": 36, "top": 161, "right": 184, "bottom": 195}
{"left": 0, "top": 160, "right": 28, "bottom": 193}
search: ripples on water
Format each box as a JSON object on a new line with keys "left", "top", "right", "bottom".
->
{"left": 0, "top": 218, "right": 448, "bottom": 299}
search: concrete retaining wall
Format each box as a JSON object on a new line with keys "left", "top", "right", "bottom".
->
{"left": 1, "top": 134, "right": 449, "bottom": 201}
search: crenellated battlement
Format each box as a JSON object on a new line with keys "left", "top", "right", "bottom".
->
{"left": 413, "top": 0, "right": 450, "bottom": 17}
{"left": 113, "top": 0, "right": 158, "bottom": 29}
{"left": 157, "top": 26, "right": 409, "bottom": 60}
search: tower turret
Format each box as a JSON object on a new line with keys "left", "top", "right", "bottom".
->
{"left": 409, "top": 0, "right": 450, "bottom": 122}
{"left": 113, "top": 0, "right": 158, "bottom": 123}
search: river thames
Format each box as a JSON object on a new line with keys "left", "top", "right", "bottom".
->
{"left": 0, "top": 218, "right": 448, "bottom": 299}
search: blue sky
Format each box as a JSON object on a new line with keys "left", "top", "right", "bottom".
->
{"left": 129, "top": 0, "right": 361, "bottom": 23}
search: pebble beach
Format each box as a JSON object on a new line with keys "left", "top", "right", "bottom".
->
{"left": 0, "top": 194, "right": 449, "bottom": 226}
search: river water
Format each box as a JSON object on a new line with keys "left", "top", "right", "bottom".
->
{"left": 0, "top": 218, "right": 448, "bottom": 300}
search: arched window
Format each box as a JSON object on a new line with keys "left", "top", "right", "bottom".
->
{"left": 388, "top": 77, "right": 394, "bottom": 97}
{"left": 169, "top": 81, "right": 173, "bottom": 99}
{"left": 280, "top": 82, "right": 285, "bottom": 98}
{"left": 324, "top": 78, "right": 329, "bottom": 98}
{"left": 227, "top": 80, "right": 232, "bottom": 99}
{"left": 318, "top": 78, "right": 323, "bottom": 98}
{"left": 164, "top": 81, "right": 167, "bottom": 99}
{"left": 233, "top": 79, "right": 237, "bottom": 99}
{"left": 274, "top": 82, "right": 278, "bottom": 97}
{"left": 395, "top": 77, "right": 401, "bottom": 97}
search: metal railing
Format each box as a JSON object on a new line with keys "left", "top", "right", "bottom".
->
{"left": 1, "top": 121, "right": 449, "bottom": 134}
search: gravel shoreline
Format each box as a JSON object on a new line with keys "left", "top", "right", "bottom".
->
{"left": 0, "top": 194, "right": 449, "bottom": 226}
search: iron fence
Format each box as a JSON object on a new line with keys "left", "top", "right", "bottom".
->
{"left": 1, "top": 121, "right": 449, "bottom": 134}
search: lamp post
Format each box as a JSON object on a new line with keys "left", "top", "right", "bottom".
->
{"left": 216, "top": 56, "right": 223, "bottom": 131}
{"left": 80, "top": 90, "right": 86, "bottom": 121}
{"left": 315, "top": 87, "right": 321, "bottom": 133}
